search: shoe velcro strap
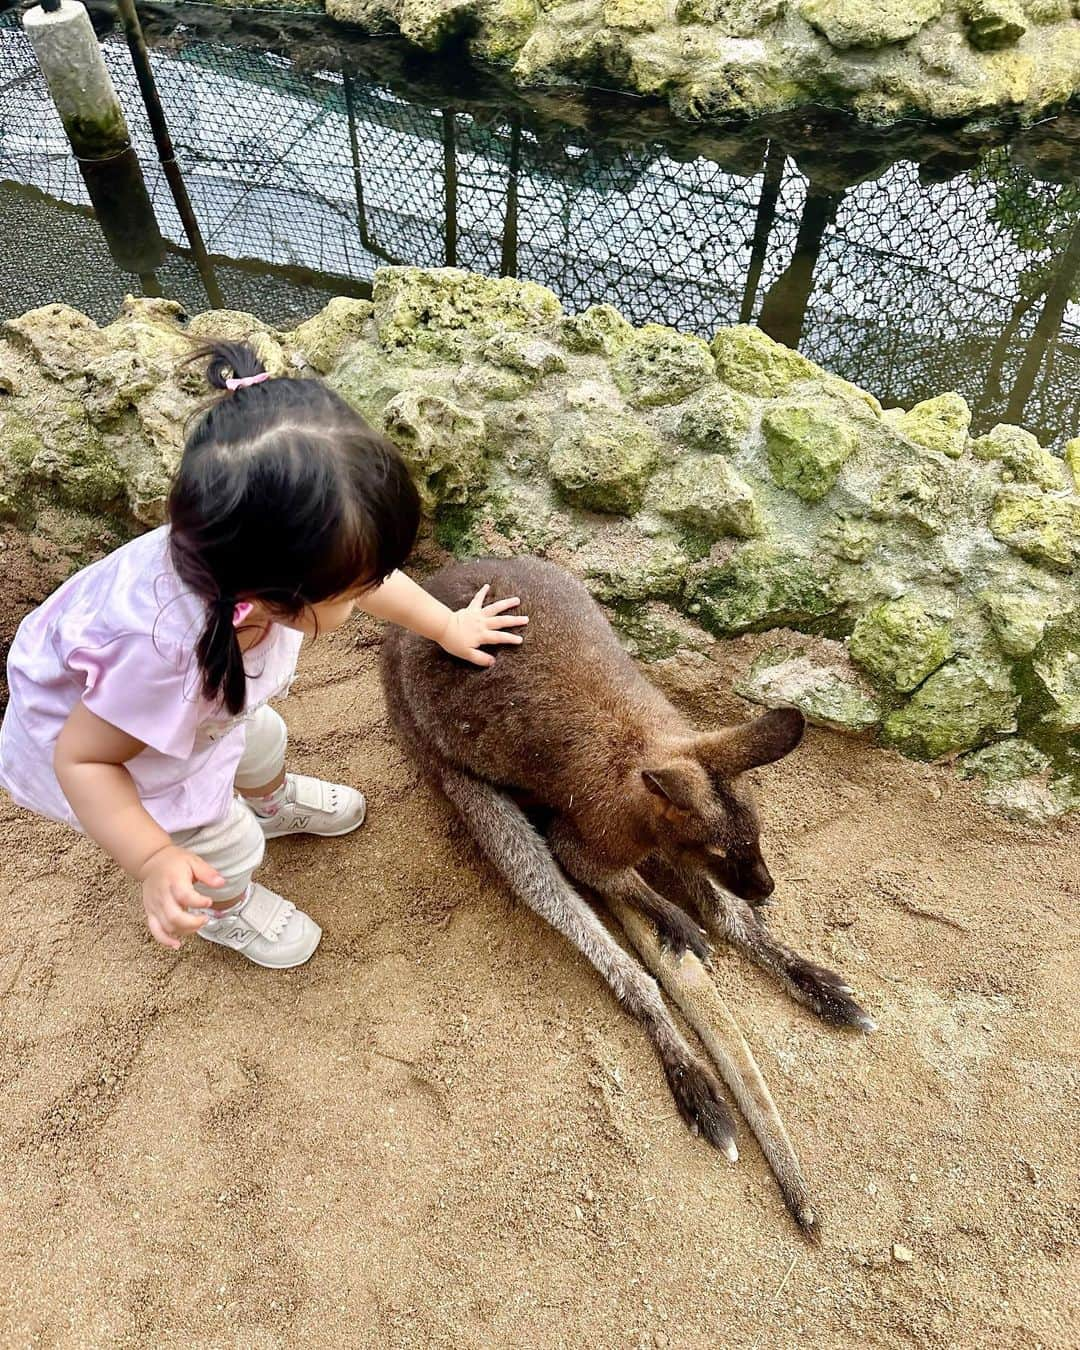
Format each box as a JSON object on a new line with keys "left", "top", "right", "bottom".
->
{"left": 237, "top": 885, "right": 293, "bottom": 938}
{"left": 290, "top": 774, "right": 332, "bottom": 813}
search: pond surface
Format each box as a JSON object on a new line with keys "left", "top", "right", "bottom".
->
{"left": 1, "top": 1, "right": 1079, "bottom": 446}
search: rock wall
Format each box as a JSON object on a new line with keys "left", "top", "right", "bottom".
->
{"left": 1, "top": 268, "right": 1078, "bottom": 820}
{"left": 189, "top": 0, "right": 1080, "bottom": 124}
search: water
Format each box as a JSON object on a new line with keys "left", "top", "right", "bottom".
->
{"left": 2, "top": 1, "right": 1078, "bottom": 445}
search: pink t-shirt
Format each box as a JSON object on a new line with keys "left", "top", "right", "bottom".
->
{"left": 0, "top": 526, "right": 303, "bottom": 834}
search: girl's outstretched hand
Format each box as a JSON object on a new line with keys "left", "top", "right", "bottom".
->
{"left": 138, "top": 844, "right": 224, "bottom": 949}
{"left": 440, "top": 585, "right": 529, "bottom": 667}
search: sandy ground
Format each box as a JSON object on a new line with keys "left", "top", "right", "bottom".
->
{"left": 1, "top": 523, "right": 1077, "bottom": 1349}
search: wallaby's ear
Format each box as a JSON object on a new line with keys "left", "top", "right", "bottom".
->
{"left": 641, "top": 761, "right": 705, "bottom": 812}
{"left": 696, "top": 707, "right": 805, "bottom": 779}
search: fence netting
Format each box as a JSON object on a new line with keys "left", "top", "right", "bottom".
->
{"left": 1, "top": 4, "right": 1077, "bottom": 444}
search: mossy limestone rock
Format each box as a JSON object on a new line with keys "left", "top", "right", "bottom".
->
{"left": 1065, "top": 437, "right": 1080, "bottom": 491}
{"left": 678, "top": 386, "right": 753, "bottom": 454}
{"left": 560, "top": 305, "right": 633, "bottom": 356}
{"left": 611, "top": 325, "right": 715, "bottom": 408}
{"left": 882, "top": 654, "right": 1019, "bottom": 759}
{"left": 962, "top": 0, "right": 1028, "bottom": 48}
{"left": 736, "top": 644, "right": 883, "bottom": 732}
{"left": 797, "top": 0, "right": 945, "bottom": 48}
{"left": 482, "top": 330, "right": 567, "bottom": 381}
{"left": 374, "top": 267, "right": 563, "bottom": 357}
{"left": 762, "top": 400, "right": 859, "bottom": 502}
{"left": 849, "top": 596, "right": 953, "bottom": 691}
{"left": 1032, "top": 626, "right": 1080, "bottom": 731}
{"left": 981, "top": 587, "right": 1058, "bottom": 656}
{"left": 382, "top": 390, "right": 487, "bottom": 512}
{"left": 990, "top": 488, "right": 1080, "bottom": 570}
{"left": 288, "top": 298, "right": 374, "bottom": 374}
{"left": 972, "top": 422, "right": 1067, "bottom": 490}
{"left": 549, "top": 419, "right": 661, "bottom": 514}
{"left": 651, "top": 455, "right": 761, "bottom": 538}
{"left": 586, "top": 536, "right": 691, "bottom": 602}
{"left": 889, "top": 392, "right": 971, "bottom": 459}
{"left": 691, "top": 542, "right": 839, "bottom": 634}
{"left": 710, "top": 324, "right": 817, "bottom": 397}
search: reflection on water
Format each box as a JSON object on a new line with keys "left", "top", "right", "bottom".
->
{"left": 1, "top": 3, "right": 1078, "bottom": 445}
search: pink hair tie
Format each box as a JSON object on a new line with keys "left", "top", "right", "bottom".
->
{"left": 224, "top": 372, "right": 270, "bottom": 391}
{"left": 233, "top": 601, "right": 254, "bottom": 627}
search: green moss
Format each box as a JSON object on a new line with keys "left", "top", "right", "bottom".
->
{"left": 1065, "top": 438, "right": 1080, "bottom": 492}
{"left": 690, "top": 542, "right": 841, "bottom": 635}
{"left": 549, "top": 420, "right": 660, "bottom": 515}
{"left": 849, "top": 596, "right": 953, "bottom": 692}
{"left": 60, "top": 105, "right": 128, "bottom": 162}
{"left": 882, "top": 655, "right": 1019, "bottom": 760}
{"left": 889, "top": 392, "right": 971, "bottom": 459}
{"left": 990, "top": 488, "right": 1080, "bottom": 570}
{"left": 821, "top": 515, "right": 877, "bottom": 563}
{"left": 611, "top": 325, "right": 715, "bottom": 408}
{"left": 651, "top": 455, "right": 761, "bottom": 539}
{"left": 762, "top": 400, "right": 859, "bottom": 502}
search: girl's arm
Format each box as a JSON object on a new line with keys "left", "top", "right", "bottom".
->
{"left": 358, "top": 570, "right": 528, "bottom": 668}
{"left": 55, "top": 702, "right": 224, "bottom": 948}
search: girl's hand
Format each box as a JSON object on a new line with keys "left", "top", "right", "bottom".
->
{"left": 439, "top": 585, "right": 529, "bottom": 668}
{"left": 138, "top": 844, "right": 224, "bottom": 949}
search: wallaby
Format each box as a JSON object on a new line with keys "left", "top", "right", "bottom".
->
{"left": 380, "top": 557, "right": 875, "bottom": 1233}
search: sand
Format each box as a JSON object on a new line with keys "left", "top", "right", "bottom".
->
{"left": 1, "top": 523, "right": 1077, "bottom": 1349}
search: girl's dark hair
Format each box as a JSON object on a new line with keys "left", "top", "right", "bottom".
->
{"left": 169, "top": 340, "right": 420, "bottom": 715}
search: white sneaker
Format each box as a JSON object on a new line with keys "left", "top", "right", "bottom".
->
{"left": 197, "top": 883, "right": 321, "bottom": 969}
{"left": 256, "top": 773, "right": 367, "bottom": 841}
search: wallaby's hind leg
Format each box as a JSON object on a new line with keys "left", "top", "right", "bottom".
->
{"left": 435, "top": 771, "right": 739, "bottom": 1157}
{"left": 548, "top": 821, "right": 712, "bottom": 963}
{"left": 677, "top": 866, "right": 876, "bottom": 1031}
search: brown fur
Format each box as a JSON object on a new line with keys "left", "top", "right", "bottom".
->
{"left": 380, "top": 557, "right": 874, "bottom": 1232}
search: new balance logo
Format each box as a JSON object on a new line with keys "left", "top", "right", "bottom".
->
{"left": 291, "top": 815, "right": 310, "bottom": 831}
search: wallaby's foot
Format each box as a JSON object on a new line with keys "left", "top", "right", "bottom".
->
{"left": 682, "top": 867, "right": 876, "bottom": 1032}
{"left": 663, "top": 1053, "right": 739, "bottom": 1161}
{"left": 648, "top": 902, "right": 711, "bottom": 963}
{"left": 781, "top": 952, "right": 876, "bottom": 1031}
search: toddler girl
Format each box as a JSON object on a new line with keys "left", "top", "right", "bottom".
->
{"left": 0, "top": 341, "right": 527, "bottom": 969}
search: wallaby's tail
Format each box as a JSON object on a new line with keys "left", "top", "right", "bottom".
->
{"left": 607, "top": 894, "right": 818, "bottom": 1237}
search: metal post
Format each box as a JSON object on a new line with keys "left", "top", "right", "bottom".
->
{"left": 442, "top": 110, "right": 457, "bottom": 267}
{"left": 739, "top": 141, "right": 785, "bottom": 325}
{"left": 343, "top": 65, "right": 405, "bottom": 265}
{"left": 500, "top": 116, "right": 520, "bottom": 278}
{"left": 22, "top": 0, "right": 164, "bottom": 276}
{"left": 113, "top": 0, "right": 224, "bottom": 309}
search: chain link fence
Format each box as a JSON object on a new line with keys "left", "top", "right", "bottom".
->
{"left": 1, "top": 3, "right": 1077, "bottom": 443}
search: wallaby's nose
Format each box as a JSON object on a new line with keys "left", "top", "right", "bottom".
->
{"left": 742, "top": 861, "right": 775, "bottom": 902}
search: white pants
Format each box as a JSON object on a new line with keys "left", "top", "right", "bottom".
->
{"left": 171, "top": 704, "right": 288, "bottom": 901}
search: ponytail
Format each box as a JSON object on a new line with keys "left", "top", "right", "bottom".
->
{"left": 195, "top": 596, "right": 248, "bottom": 717}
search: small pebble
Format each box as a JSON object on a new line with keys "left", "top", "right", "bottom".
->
{"left": 892, "top": 1243, "right": 914, "bottom": 1264}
